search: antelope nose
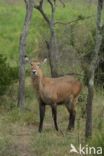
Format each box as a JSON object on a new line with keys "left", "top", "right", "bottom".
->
{"left": 32, "top": 70, "right": 36, "bottom": 74}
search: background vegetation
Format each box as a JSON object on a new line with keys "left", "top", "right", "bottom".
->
{"left": 0, "top": 0, "right": 104, "bottom": 156}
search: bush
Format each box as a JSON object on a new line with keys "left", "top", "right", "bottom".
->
{"left": 0, "top": 54, "right": 18, "bottom": 96}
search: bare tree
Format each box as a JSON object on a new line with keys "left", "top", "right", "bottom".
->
{"left": 34, "top": 0, "right": 61, "bottom": 77}
{"left": 18, "top": 0, "right": 34, "bottom": 109}
{"left": 85, "top": 0, "right": 104, "bottom": 138}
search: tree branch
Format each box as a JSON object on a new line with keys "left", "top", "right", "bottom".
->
{"left": 59, "top": 0, "right": 65, "bottom": 7}
{"left": 24, "top": 0, "right": 28, "bottom": 9}
{"left": 55, "top": 15, "right": 95, "bottom": 25}
{"left": 47, "top": 0, "right": 56, "bottom": 24}
{"left": 47, "top": 0, "right": 54, "bottom": 12}
{"left": 34, "top": 0, "right": 50, "bottom": 25}
{"left": 39, "top": 0, "right": 44, "bottom": 9}
{"left": 45, "top": 40, "right": 50, "bottom": 49}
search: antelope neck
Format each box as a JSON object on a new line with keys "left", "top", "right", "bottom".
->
{"left": 38, "top": 68, "right": 45, "bottom": 90}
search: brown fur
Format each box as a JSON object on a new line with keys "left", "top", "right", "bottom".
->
{"left": 32, "top": 76, "right": 39, "bottom": 95}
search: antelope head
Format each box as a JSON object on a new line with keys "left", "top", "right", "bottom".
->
{"left": 25, "top": 55, "right": 47, "bottom": 77}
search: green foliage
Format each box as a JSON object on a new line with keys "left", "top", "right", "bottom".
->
{"left": 0, "top": 54, "right": 18, "bottom": 96}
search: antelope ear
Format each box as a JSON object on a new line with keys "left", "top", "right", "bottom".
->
{"left": 24, "top": 55, "right": 31, "bottom": 64}
{"left": 43, "top": 58, "right": 47, "bottom": 64}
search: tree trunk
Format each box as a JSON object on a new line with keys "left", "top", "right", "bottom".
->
{"left": 18, "top": 0, "right": 34, "bottom": 109}
{"left": 48, "top": 16, "right": 59, "bottom": 77}
{"left": 48, "top": 0, "right": 59, "bottom": 77}
{"left": 48, "top": 29, "right": 59, "bottom": 77}
{"left": 85, "top": 0, "right": 103, "bottom": 138}
{"left": 34, "top": 0, "right": 59, "bottom": 77}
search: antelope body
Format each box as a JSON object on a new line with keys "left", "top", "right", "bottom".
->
{"left": 30, "top": 59, "right": 82, "bottom": 132}
{"left": 39, "top": 76, "right": 81, "bottom": 105}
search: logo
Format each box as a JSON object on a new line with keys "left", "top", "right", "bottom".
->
{"left": 70, "top": 144, "right": 102, "bottom": 155}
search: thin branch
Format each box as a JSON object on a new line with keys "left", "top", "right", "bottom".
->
{"left": 24, "top": 0, "right": 27, "bottom": 4}
{"left": 38, "top": 9, "right": 50, "bottom": 25}
{"left": 45, "top": 40, "right": 50, "bottom": 49}
{"left": 39, "top": 0, "right": 44, "bottom": 9}
{"left": 24, "top": 0, "right": 28, "bottom": 9}
{"left": 34, "top": 0, "right": 50, "bottom": 25}
{"left": 55, "top": 15, "right": 95, "bottom": 25}
{"left": 47, "top": 0, "right": 56, "bottom": 23}
{"left": 47, "top": 0, "right": 54, "bottom": 12}
{"left": 59, "top": 0, "right": 65, "bottom": 7}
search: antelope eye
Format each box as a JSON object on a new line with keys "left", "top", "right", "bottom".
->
{"left": 37, "top": 63, "right": 40, "bottom": 67}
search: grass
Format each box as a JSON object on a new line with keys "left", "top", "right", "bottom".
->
{"left": 0, "top": 0, "right": 104, "bottom": 156}
{"left": 0, "top": 79, "right": 103, "bottom": 156}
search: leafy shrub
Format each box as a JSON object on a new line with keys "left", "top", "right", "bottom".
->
{"left": 0, "top": 54, "right": 18, "bottom": 96}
